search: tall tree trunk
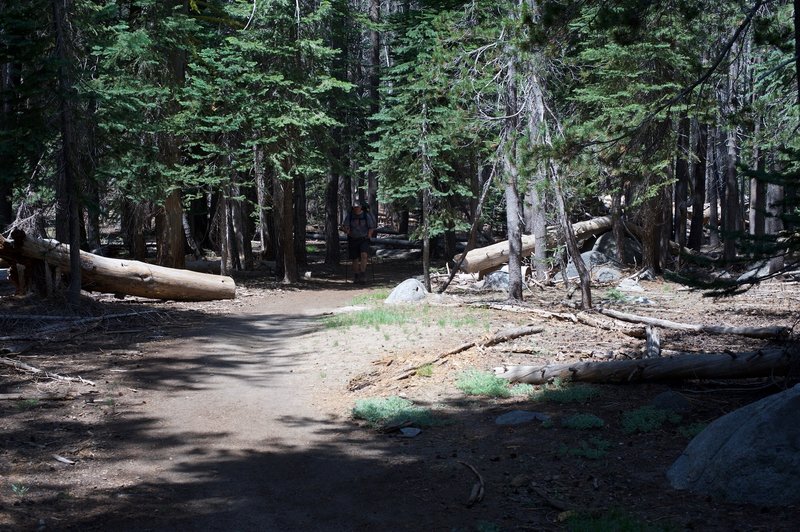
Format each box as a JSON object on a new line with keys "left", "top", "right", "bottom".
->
{"left": 277, "top": 177, "right": 297, "bottom": 283}
{"left": 325, "top": 167, "right": 340, "bottom": 265}
{"left": 766, "top": 181, "right": 784, "bottom": 272}
{"left": 52, "top": 0, "right": 81, "bottom": 305}
{"left": 293, "top": 175, "right": 307, "bottom": 266}
{"left": 611, "top": 186, "right": 625, "bottom": 263}
{"left": 422, "top": 188, "right": 432, "bottom": 292}
{"left": 707, "top": 127, "right": 720, "bottom": 247}
{"left": 366, "top": 0, "right": 380, "bottom": 216}
{"left": 503, "top": 57, "right": 523, "bottom": 302}
{"left": 254, "top": 145, "right": 271, "bottom": 257}
{"left": 749, "top": 119, "right": 766, "bottom": 237}
{"left": 674, "top": 116, "right": 690, "bottom": 248}
{"left": 0, "top": 62, "right": 14, "bottom": 231}
{"left": 688, "top": 121, "right": 707, "bottom": 250}
{"left": 723, "top": 126, "right": 740, "bottom": 262}
{"left": 218, "top": 190, "right": 231, "bottom": 276}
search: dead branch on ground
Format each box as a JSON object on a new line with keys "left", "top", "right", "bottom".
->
{"left": 598, "top": 308, "right": 790, "bottom": 339}
{"left": 0, "top": 356, "right": 96, "bottom": 386}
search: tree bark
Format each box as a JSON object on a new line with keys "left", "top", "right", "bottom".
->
{"left": 278, "top": 177, "right": 297, "bottom": 283}
{"left": 687, "top": 121, "right": 707, "bottom": 250}
{"left": 552, "top": 162, "right": 591, "bottom": 308}
{"left": 0, "top": 231, "right": 235, "bottom": 301}
{"left": 494, "top": 348, "right": 797, "bottom": 384}
{"left": 674, "top": 116, "right": 690, "bottom": 248}
{"left": 52, "top": 0, "right": 81, "bottom": 306}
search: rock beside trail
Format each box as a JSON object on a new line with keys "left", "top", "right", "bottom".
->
{"left": 560, "top": 251, "right": 624, "bottom": 282}
{"left": 592, "top": 232, "right": 643, "bottom": 265}
{"left": 385, "top": 279, "right": 429, "bottom": 304}
{"left": 667, "top": 385, "right": 800, "bottom": 506}
{"left": 483, "top": 271, "right": 509, "bottom": 291}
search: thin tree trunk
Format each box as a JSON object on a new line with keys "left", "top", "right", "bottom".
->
{"left": 552, "top": 162, "right": 591, "bottom": 308}
{"left": 254, "top": 145, "right": 270, "bottom": 255}
{"left": 279, "top": 177, "right": 297, "bottom": 283}
{"left": 293, "top": 175, "right": 307, "bottom": 266}
{"left": 422, "top": 188, "right": 432, "bottom": 292}
{"left": 707, "top": 127, "right": 720, "bottom": 247}
{"left": 0, "top": 62, "right": 14, "bottom": 231}
{"left": 723, "top": 126, "right": 740, "bottom": 262}
{"left": 611, "top": 187, "right": 625, "bottom": 263}
{"left": 366, "top": 0, "right": 380, "bottom": 216}
{"left": 749, "top": 119, "right": 766, "bottom": 237}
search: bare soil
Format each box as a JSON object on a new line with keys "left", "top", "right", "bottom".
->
{"left": 1, "top": 261, "right": 799, "bottom": 531}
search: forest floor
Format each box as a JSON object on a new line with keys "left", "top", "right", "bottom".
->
{"left": 1, "top": 259, "right": 799, "bottom": 531}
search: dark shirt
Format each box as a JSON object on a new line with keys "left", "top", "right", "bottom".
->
{"left": 344, "top": 210, "right": 376, "bottom": 239}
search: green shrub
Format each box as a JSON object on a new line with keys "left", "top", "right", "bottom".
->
{"left": 456, "top": 369, "right": 511, "bottom": 398}
{"left": 604, "top": 288, "right": 627, "bottom": 302}
{"left": 533, "top": 380, "right": 600, "bottom": 403}
{"left": 416, "top": 364, "right": 434, "bottom": 377}
{"left": 510, "top": 383, "right": 535, "bottom": 396}
{"left": 352, "top": 396, "right": 435, "bottom": 428}
{"left": 562, "top": 413, "right": 605, "bottom": 430}
{"left": 560, "top": 436, "right": 612, "bottom": 460}
{"left": 622, "top": 406, "right": 682, "bottom": 434}
{"left": 349, "top": 290, "right": 390, "bottom": 306}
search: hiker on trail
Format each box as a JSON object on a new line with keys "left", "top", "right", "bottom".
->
{"left": 342, "top": 202, "right": 376, "bottom": 284}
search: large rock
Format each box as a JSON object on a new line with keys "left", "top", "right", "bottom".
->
{"left": 592, "top": 232, "right": 643, "bottom": 265}
{"left": 667, "top": 385, "right": 800, "bottom": 506}
{"left": 482, "top": 271, "right": 509, "bottom": 291}
{"left": 385, "top": 279, "right": 429, "bottom": 304}
{"left": 560, "top": 251, "right": 621, "bottom": 281}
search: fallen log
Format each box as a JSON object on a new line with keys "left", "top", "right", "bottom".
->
{"left": 597, "top": 308, "right": 790, "bottom": 339}
{"left": 494, "top": 347, "right": 798, "bottom": 384}
{"left": 456, "top": 216, "right": 612, "bottom": 273}
{"left": 0, "top": 231, "right": 235, "bottom": 301}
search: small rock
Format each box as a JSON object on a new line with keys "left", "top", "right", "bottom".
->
{"left": 510, "top": 474, "right": 530, "bottom": 487}
{"left": 483, "top": 271, "right": 509, "bottom": 291}
{"left": 495, "top": 410, "right": 551, "bottom": 426}
{"left": 593, "top": 265, "right": 623, "bottom": 282}
{"left": 617, "top": 278, "right": 644, "bottom": 292}
{"left": 399, "top": 427, "right": 422, "bottom": 438}
{"left": 650, "top": 390, "right": 692, "bottom": 414}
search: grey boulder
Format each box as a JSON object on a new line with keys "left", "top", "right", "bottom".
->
{"left": 385, "top": 279, "right": 429, "bottom": 304}
{"left": 667, "top": 385, "right": 800, "bottom": 506}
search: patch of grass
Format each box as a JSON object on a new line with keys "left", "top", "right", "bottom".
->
{"left": 679, "top": 422, "right": 707, "bottom": 439}
{"left": 532, "top": 380, "right": 600, "bottom": 404}
{"left": 456, "top": 369, "right": 511, "bottom": 398}
{"left": 562, "top": 413, "right": 605, "bottom": 430}
{"left": 16, "top": 399, "right": 40, "bottom": 411}
{"left": 621, "top": 406, "right": 682, "bottom": 434}
{"left": 510, "top": 383, "right": 535, "bottom": 396}
{"left": 566, "top": 508, "right": 677, "bottom": 531}
{"left": 322, "top": 306, "right": 414, "bottom": 329}
{"left": 349, "top": 290, "right": 390, "bottom": 306}
{"left": 416, "top": 364, "right": 434, "bottom": 378}
{"left": 560, "top": 436, "right": 612, "bottom": 460}
{"left": 352, "top": 396, "right": 436, "bottom": 428}
{"left": 604, "top": 288, "right": 627, "bottom": 303}
{"left": 11, "top": 484, "right": 29, "bottom": 498}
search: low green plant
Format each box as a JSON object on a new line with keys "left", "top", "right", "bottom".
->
{"left": 510, "top": 383, "right": 534, "bottom": 396}
{"left": 604, "top": 288, "right": 627, "bottom": 303}
{"left": 532, "top": 380, "right": 600, "bottom": 404}
{"left": 566, "top": 508, "right": 676, "bottom": 531}
{"left": 322, "top": 306, "right": 413, "bottom": 329}
{"left": 416, "top": 364, "right": 434, "bottom": 377}
{"left": 11, "top": 484, "right": 29, "bottom": 497}
{"left": 349, "top": 290, "right": 390, "bottom": 306}
{"left": 560, "top": 436, "right": 612, "bottom": 460}
{"left": 622, "top": 406, "right": 682, "bottom": 434}
{"left": 562, "top": 413, "right": 605, "bottom": 430}
{"left": 352, "top": 396, "right": 435, "bottom": 428}
{"left": 305, "top": 244, "right": 320, "bottom": 254}
{"left": 456, "top": 369, "right": 511, "bottom": 398}
{"left": 16, "top": 399, "right": 40, "bottom": 411}
{"left": 679, "top": 422, "right": 707, "bottom": 439}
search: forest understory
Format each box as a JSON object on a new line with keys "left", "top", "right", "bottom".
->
{"left": 1, "top": 256, "right": 798, "bottom": 531}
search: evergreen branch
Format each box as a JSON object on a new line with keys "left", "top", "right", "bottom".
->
{"left": 585, "top": 0, "right": 766, "bottom": 151}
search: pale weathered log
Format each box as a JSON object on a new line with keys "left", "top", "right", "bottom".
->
{"left": 0, "top": 232, "right": 235, "bottom": 301}
{"left": 394, "top": 325, "right": 545, "bottom": 380}
{"left": 494, "top": 348, "right": 796, "bottom": 384}
{"left": 456, "top": 216, "right": 612, "bottom": 273}
{"left": 598, "top": 308, "right": 789, "bottom": 339}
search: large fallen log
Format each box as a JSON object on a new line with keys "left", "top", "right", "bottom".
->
{"left": 597, "top": 308, "right": 790, "bottom": 339}
{"left": 494, "top": 347, "right": 797, "bottom": 384}
{"left": 456, "top": 216, "right": 612, "bottom": 273}
{"left": 0, "top": 231, "right": 235, "bottom": 301}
